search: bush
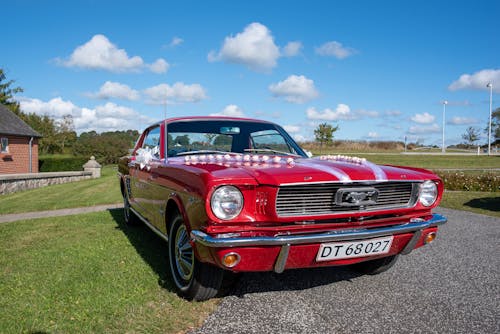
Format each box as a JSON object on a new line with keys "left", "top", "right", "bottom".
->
{"left": 72, "top": 130, "right": 138, "bottom": 164}
{"left": 39, "top": 156, "right": 89, "bottom": 172}
{"left": 435, "top": 171, "right": 500, "bottom": 192}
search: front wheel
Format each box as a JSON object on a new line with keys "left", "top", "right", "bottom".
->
{"left": 168, "top": 212, "right": 223, "bottom": 301}
{"left": 351, "top": 255, "right": 399, "bottom": 275}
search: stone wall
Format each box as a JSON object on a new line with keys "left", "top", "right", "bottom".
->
{"left": 0, "top": 171, "right": 93, "bottom": 195}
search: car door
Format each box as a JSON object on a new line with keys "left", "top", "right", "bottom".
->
{"left": 129, "top": 125, "right": 162, "bottom": 221}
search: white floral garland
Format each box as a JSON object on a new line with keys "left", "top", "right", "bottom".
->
{"left": 317, "top": 154, "right": 367, "bottom": 165}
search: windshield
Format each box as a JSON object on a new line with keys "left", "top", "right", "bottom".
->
{"left": 166, "top": 120, "right": 306, "bottom": 158}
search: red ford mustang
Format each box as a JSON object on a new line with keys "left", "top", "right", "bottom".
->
{"left": 118, "top": 116, "right": 446, "bottom": 300}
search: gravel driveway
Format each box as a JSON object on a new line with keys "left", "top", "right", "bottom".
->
{"left": 193, "top": 207, "right": 499, "bottom": 334}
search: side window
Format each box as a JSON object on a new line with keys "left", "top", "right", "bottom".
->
{"left": 0, "top": 137, "right": 8, "bottom": 153}
{"left": 142, "top": 126, "right": 161, "bottom": 158}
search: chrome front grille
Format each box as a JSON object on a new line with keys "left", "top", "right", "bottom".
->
{"left": 275, "top": 182, "right": 419, "bottom": 217}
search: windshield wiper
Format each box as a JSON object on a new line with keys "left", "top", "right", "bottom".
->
{"left": 244, "top": 148, "right": 301, "bottom": 157}
{"left": 176, "top": 150, "right": 231, "bottom": 156}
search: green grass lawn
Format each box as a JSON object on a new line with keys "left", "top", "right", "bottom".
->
{"left": 0, "top": 210, "right": 218, "bottom": 334}
{"left": 0, "top": 165, "right": 122, "bottom": 215}
{"left": 440, "top": 191, "right": 500, "bottom": 218}
{"left": 343, "top": 154, "right": 500, "bottom": 170}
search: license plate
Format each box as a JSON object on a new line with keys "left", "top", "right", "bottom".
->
{"left": 316, "top": 236, "right": 394, "bottom": 261}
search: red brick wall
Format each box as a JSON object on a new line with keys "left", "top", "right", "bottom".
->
{"left": 0, "top": 135, "right": 39, "bottom": 174}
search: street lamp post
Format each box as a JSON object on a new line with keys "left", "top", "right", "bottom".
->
{"left": 487, "top": 83, "right": 493, "bottom": 155}
{"left": 442, "top": 100, "right": 448, "bottom": 154}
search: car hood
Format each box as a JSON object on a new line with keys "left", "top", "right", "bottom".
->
{"left": 172, "top": 155, "right": 436, "bottom": 185}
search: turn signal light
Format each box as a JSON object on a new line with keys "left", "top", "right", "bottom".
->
{"left": 424, "top": 232, "right": 437, "bottom": 244}
{"left": 222, "top": 252, "right": 241, "bottom": 268}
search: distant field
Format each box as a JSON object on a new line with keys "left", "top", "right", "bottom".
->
{"left": 326, "top": 154, "right": 500, "bottom": 170}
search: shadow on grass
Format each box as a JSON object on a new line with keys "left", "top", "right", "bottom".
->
{"left": 464, "top": 196, "right": 500, "bottom": 212}
{"left": 108, "top": 208, "right": 176, "bottom": 293}
{"left": 107, "top": 208, "right": 366, "bottom": 298}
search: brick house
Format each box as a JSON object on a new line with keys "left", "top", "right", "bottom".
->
{"left": 0, "top": 104, "right": 42, "bottom": 174}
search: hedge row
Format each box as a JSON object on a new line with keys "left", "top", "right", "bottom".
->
{"left": 39, "top": 156, "right": 89, "bottom": 172}
{"left": 435, "top": 170, "right": 500, "bottom": 192}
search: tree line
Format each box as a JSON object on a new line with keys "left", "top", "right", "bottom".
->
{"left": 1, "top": 69, "right": 138, "bottom": 163}
{"left": 1, "top": 68, "right": 499, "bottom": 160}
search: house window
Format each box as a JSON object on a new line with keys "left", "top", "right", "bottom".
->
{"left": 0, "top": 137, "right": 8, "bottom": 153}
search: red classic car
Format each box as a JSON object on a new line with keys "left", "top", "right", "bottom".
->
{"left": 118, "top": 116, "right": 446, "bottom": 301}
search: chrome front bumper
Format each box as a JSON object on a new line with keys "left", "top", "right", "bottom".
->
{"left": 190, "top": 213, "right": 447, "bottom": 273}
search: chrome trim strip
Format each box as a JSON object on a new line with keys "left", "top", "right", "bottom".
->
{"left": 274, "top": 244, "right": 290, "bottom": 273}
{"left": 191, "top": 214, "right": 447, "bottom": 248}
{"left": 400, "top": 230, "right": 422, "bottom": 255}
{"left": 130, "top": 207, "right": 169, "bottom": 242}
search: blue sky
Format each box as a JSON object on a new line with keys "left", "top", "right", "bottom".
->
{"left": 2, "top": 0, "right": 499, "bottom": 146}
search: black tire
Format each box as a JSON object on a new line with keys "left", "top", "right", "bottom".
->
{"left": 168, "top": 212, "right": 223, "bottom": 301}
{"left": 351, "top": 255, "right": 399, "bottom": 275}
{"left": 123, "top": 193, "right": 139, "bottom": 226}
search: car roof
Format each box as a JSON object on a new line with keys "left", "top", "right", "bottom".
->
{"left": 165, "top": 116, "right": 272, "bottom": 124}
{"left": 144, "top": 116, "right": 275, "bottom": 130}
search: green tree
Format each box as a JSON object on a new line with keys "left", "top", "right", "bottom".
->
{"left": 0, "top": 68, "right": 23, "bottom": 114}
{"left": 462, "top": 126, "right": 480, "bottom": 146}
{"left": 72, "top": 130, "right": 139, "bottom": 164}
{"left": 204, "top": 133, "right": 217, "bottom": 144}
{"left": 314, "top": 122, "right": 339, "bottom": 152}
{"left": 487, "top": 108, "right": 500, "bottom": 144}
{"left": 55, "top": 114, "right": 77, "bottom": 152}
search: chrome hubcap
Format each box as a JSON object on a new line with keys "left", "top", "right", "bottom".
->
{"left": 174, "top": 225, "right": 194, "bottom": 281}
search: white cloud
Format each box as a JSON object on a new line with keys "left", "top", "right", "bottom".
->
{"left": 367, "top": 132, "right": 379, "bottom": 138}
{"left": 20, "top": 97, "right": 82, "bottom": 118}
{"left": 411, "top": 112, "right": 435, "bottom": 124}
{"left": 149, "top": 58, "right": 170, "bottom": 73}
{"left": 448, "top": 116, "right": 478, "bottom": 125}
{"left": 143, "top": 82, "right": 208, "bottom": 104}
{"left": 306, "top": 105, "right": 378, "bottom": 121}
{"left": 357, "top": 109, "right": 379, "bottom": 118}
{"left": 292, "top": 134, "right": 307, "bottom": 142}
{"left": 384, "top": 110, "right": 402, "bottom": 117}
{"left": 408, "top": 124, "right": 440, "bottom": 134}
{"left": 449, "top": 69, "right": 500, "bottom": 93}
{"left": 168, "top": 37, "right": 184, "bottom": 47}
{"left": 315, "top": 41, "right": 356, "bottom": 59}
{"left": 19, "top": 97, "right": 153, "bottom": 133}
{"left": 58, "top": 34, "right": 167, "bottom": 74}
{"left": 208, "top": 22, "right": 280, "bottom": 71}
{"left": 269, "top": 75, "right": 319, "bottom": 103}
{"left": 306, "top": 105, "right": 351, "bottom": 121}
{"left": 210, "top": 104, "right": 245, "bottom": 117}
{"left": 282, "top": 41, "right": 302, "bottom": 57}
{"left": 283, "top": 125, "right": 301, "bottom": 133}
{"left": 89, "top": 81, "right": 140, "bottom": 101}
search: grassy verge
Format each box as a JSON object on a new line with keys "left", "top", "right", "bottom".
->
{"left": 0, "top": 165, "right": 122, "bottom": 215}
{"left": 0, "top": 210, "right": 217, "bottom": 334}
{"left": 440, "top": 191, "right": 500, "bottom": 218}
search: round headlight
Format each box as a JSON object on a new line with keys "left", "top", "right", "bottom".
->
{"left": 419, "top": 180, "right": 438, "bottom": 207}
{"left": 210, "top": 186, "right": 243, "bottom": 220}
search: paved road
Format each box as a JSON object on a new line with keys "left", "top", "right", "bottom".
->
{"left": 193, "top": 208, "right": 499, "bottom": 334}
{"left": 0, "top": 203, "right": 123, "bottom": 223}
